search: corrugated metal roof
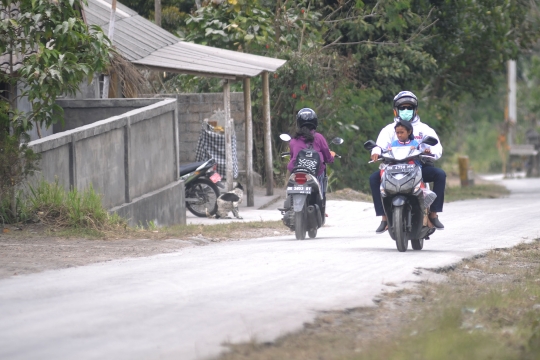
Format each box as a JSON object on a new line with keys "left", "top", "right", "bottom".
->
{"left": 85, "top": 0, "right": 286, "bottom": 79}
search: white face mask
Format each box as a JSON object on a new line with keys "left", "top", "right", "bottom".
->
{"left": 398, "top": 109, "right": 414, "bottom": 121}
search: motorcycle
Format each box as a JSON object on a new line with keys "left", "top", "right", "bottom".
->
{"left": 278, "top": 134, "right": 344, "bottom": 240}
{"left": 180, "top": 158, "right": 222, "bottom": 217}
{"left": 363, "top": 136, "right": 439, "bottom": 252}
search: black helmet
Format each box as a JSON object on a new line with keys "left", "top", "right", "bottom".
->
{"left": 296, "top": 108, "right": 318, "bottom": 130}
{"left": 393, "top": 91, "right": 418, "bottom": 118}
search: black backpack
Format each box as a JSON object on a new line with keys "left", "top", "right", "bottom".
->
{"left": 294, "top": 143, "right": 321, "bottom": 176}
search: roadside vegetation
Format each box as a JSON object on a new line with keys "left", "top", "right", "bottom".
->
{"left": 219, "top": 239, "right": 540, "bottom": 360}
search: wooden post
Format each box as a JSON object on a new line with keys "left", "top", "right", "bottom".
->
{"left": 224, "top": 79, "right": 233, "bottom": 191}
{"left": 458, "top": 156, "right": 470, "bottom": 187}
{"left": 262, "top": 71, "right": 273, "bottom": 195}
{"left": 155, "top": 0, "right": 162, "bottom": 27}
{"left": 243, "top": 77, "right": 254, "bottom": 206}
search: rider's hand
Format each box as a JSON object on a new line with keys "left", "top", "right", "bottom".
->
{"left": 330, "top": 151, "right": 336, "bottom": 157}
{"left": 371, "top": 154, "right": 379, "bottom": 162}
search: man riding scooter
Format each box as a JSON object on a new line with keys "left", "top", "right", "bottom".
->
{"left": 369, "top": 91, "right": 446, "bottom": 233}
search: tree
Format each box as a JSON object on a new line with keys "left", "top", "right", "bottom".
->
{"left": 0, "top": 0, "right": 112, "bottom": 222}
{"left": 0, "top": 0, "right": 112, "bottom": 136}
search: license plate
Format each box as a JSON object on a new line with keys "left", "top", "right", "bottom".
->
{"left": 209, "top": 172, "right": 221, "bottom": 183}
{"left": 287, "top": 185, "right": 311, "bottom": 194}
{"left": 387, "top": 164, "right": 415, "bottom": 173}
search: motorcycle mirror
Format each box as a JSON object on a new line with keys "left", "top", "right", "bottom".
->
{"left": 363, "top": 140, "right": 377, "bottom": 150}
{"left": 422, "top": 135, "right": 438, "bottom": 146}
{"left": 331, "top": 137, "right": 344, "bottom": 145}
{"left": 279, "top": 134, "right": 292, "bottom": 142}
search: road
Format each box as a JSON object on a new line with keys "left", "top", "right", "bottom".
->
{"left": 1, "top": 178, "right": 539, "bottom": 360}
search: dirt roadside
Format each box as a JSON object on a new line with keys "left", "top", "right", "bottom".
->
{"left": 0, "top": 223, "right": 290, "bottom": 280}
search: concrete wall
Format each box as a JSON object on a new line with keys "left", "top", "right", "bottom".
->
{"left": 156, "top": 93, "right": 246, "bottom": 172}
{"left": 54, "top": 99, "right": 162, "bottom": 133}
{"left": 28, "top": 98, "right": 185, "bottom": 227}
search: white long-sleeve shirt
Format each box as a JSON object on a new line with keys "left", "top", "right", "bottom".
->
{"left": 370, "top": 116, "right": 443, "bottom": 160}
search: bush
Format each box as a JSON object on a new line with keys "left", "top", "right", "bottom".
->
{"left": 28, "top": 180, "right": 125, "bottom": 230}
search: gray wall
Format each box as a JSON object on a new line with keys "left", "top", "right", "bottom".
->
{"left": 28, "top": 98, "right": 185, "bottom": 227}
{"left": 54, "top": 99, "right": 162, "bottom": 133}
{"left": 156, "top": 93, "right": 246, "bottom": 171}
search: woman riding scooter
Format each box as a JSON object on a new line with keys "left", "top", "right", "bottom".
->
{"left": 287, "top": 108, "right": 335, "bottom": 200}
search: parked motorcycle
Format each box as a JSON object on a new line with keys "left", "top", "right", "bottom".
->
{"left": 278, "top": 134, "right": 344, "bottom": 240}
{"left": 363, "top": 136, "right": 439, "bottom": 252}
{"left": 180, "top": 158, "right": 222, "bottom": 217}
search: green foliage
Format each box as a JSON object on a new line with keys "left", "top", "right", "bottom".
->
{"left": 184, "top": 0, "right": 276, "bottom": 52}
{"left": 28, "top": 180, "right": 125, "bottom": 229}
{"left": 0, "top": 0, "right": 112, "bottom": 132}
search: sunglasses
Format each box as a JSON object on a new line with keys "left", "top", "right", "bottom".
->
{"left": 398, "top": 106, "right": 414, "bottom": 111}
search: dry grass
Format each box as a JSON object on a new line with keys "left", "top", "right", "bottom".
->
{"left": 50, "top": 220, "right": 289, "bottom": 241}
{"left": 327, "top": 188, "right": 372, "bottom": 202}
{"left": 219, "top": 239, "right": 540, "bottom": 360}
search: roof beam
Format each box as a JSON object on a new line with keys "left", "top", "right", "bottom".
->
{"left": 133, "top": 64, "right": 237, "bottom": 80}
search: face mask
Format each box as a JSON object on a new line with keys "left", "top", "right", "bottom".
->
{"left": 398, "top": 109, "right": 414, "bottom": 121}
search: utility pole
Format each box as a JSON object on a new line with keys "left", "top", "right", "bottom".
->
{"left": 102, "top": 0, "right": 117, "bottom": 99}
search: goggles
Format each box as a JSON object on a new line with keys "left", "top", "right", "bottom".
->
{"left": 398, "top": 106, "right": 415, "bottom": 111}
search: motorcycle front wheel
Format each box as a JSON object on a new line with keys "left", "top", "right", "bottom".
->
{"left": 393, "top": 206, "right": 408, "bottom": 252}
{"left": 186, "top": 178, "right": 219, "bottom": 217}
{"left": 295, "top": 209, "right": 307, "bottom": 240}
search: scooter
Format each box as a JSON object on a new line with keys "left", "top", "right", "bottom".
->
{"left": 363, "top": 136, "right": 439, "bottom": 252}
{"left": 278, "top": 134, "right": 344, "bottom": 240}
{"left": 180, "top": 158, "right": 223, "bottom": 217}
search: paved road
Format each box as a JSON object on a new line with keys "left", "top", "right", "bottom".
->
{"left": 1, "top": 178, "right": 539, "bottom": 360}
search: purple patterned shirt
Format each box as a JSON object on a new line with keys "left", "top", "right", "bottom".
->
{"left": 287, "top": 131, "right": 334, "bottom": 176}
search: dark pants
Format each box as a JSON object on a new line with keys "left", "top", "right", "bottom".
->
{"left": 369, "top": 165, "right": 446, "bottom": 216}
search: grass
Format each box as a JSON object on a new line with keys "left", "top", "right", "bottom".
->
{"left": 28, "top": 180, "right": 125, "bottom": 231}
{"left": 444, "top": 183, "right": 510, "bottom": 202}
{"left": 351, "top": 242, "right": 540, "bottom": 360}
{"left": 219, "top": 240, "right": 540, "bottom": 360}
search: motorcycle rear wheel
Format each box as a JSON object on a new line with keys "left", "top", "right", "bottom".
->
{"left": 308, "top": 228, "right": 317, "bottom": 238}
{"left": 411, "top": 238, "right": 424, "bottom": 250}
{"left": 186, "top": 178, "right": 219, "bottom": 217}
{"left": 393, "top": 207, "right": 408, "bottom": 252}
{"left": 295, "top": 209, "right": 307, "bottom": 240}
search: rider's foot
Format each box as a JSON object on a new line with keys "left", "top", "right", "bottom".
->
{"left": 429, "top": 216, "right": 444, "bottom": 230}
{"left": 375, "top": 221, "right": 388, "bottom": 234}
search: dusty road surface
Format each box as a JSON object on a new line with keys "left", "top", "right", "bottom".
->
{"left": 1, "top": 178, "right": 539, "bottom": 360}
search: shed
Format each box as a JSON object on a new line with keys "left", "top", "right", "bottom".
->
{"left": 84, "top": 0, "right": 286, "bottom": 201}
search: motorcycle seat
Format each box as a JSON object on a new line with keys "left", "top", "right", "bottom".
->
{"left": 179, "top": 161, "right": 207, "bottom": 176}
